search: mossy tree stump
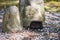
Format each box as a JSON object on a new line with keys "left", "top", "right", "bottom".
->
{"left": 20, "top": 0, "right": 45, "bottom": 28}
{"left": 2, "top": 6, "right": 23, "bottom": 32}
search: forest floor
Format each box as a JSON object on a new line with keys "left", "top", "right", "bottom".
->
{"left": 0, "top": 11, "right": 60, "bottom": 40}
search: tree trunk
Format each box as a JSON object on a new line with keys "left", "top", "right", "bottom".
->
{"left": 2, "top": 6, "right": 23, "bottom": 32}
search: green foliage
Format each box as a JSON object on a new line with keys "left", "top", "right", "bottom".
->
{"left": 45, "top": 0, "right": 60, "bottom": 2}
{"left": 0, "top": 0, "right": 19, "bottom": 6}
{"left": 0, "top": 0, "right": 18, "bottom": 2}
{"left": 45, "top": 1, "right": 60, "bottom": 12}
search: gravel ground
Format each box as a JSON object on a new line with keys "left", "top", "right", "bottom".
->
{"left": 0, "top": 9, "right": 60, "bottom": 40}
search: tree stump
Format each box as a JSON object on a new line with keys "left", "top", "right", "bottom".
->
{"left": 20, "top": 0, "right": 45, "bottom": 29}
{"left": 2, "top": 6, "right": 23, "bottom": 32}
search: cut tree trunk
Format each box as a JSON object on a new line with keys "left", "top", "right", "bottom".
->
{"left": 20, "top": 0, "right": 45, "bottom": 28}
{"left": 2, "top": 6, "right": 23, "bottom": 32}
